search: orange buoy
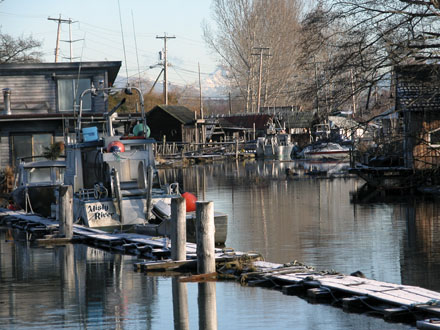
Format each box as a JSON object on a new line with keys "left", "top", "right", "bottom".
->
{"left": 107, "top": 141, "right": 125, "bottom": 153}
{"left": 182, "top": 192, "right": 197, "bottom": 212}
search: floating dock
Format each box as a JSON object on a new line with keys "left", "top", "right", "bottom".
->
{"left": 1, "top": 208, "right": 440, "bottom": 328}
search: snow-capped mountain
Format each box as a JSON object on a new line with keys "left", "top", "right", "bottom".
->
{"left": 201, "top": 67, "right": 231, "bottom": 97}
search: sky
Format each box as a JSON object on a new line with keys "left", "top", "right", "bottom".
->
{"left": 0, "top": 0, "right": 221, "bottom": 89}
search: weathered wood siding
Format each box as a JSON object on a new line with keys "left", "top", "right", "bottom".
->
{"left": 413, "top": 113, "right": 440, "bottom": 170}
{"left": 0, "top": 75, "right": 56, "bottom": 113}
{"left": 0, "top": 136, "right": 9, "bottom": 168}
{"left": 0, "top": 71, "right": 107, "bottom": 114}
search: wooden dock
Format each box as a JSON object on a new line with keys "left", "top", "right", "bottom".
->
{"left": 2, "top": 207, "right": 440, "bottom": 327}
{"left": 0, "top": 208, "right": 258, "bottom": 262}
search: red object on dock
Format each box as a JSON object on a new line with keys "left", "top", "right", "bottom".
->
{"left": 182, "top": 192, "right": 197, "bottom": 212}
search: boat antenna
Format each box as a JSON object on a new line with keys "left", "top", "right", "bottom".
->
{"left": 131, "top": 10, "right": 142, "bottom": 92}
{"left": 118, "top": 0, "right": 129, "bottom": 87}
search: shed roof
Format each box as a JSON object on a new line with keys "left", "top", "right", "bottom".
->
{"left": 219, "top": 114, "right": 273, "bottom": 130}
{"left": 328, "top": 116, "right": 360, "bottom": 129}
{"left": 284, "top": 110, "right": 317, "bottom": 129}
{"left": 147, "top": 105, "right": 195, "bottom": 125}
{"left": 395, "top": 64, "right": 440, "bottom": 112}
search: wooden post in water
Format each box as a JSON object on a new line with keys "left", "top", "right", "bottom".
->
{"left": 171, "top": 196, "right": 186, "bottom": 261}
{"left": 145, "top": 166, "right": 154, "bottom": 221}
{"left": 235, "top": 139, "right": 239, "bottom": 159}
{"left": 59, "top": 185, "right": 73, "bottom": 239}
{"left": 196, "top": 201, "right": 215, "bottom": 274}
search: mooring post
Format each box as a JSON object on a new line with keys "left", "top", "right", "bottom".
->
{"left": 235, "top": 139, "right": 239, "bottom": 159}
{"left": 171, "top": 196, "right": 187, "bottom": 261}
{"left": 145, "top": 165, "right": 154, "bottom": 221}
{"left": 59, "top": 185, "right": 73, "bottom": 239}
{"left": 196, "top": 201, "right": 215, "bottom": 274}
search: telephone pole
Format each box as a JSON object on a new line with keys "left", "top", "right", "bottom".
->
{"left": 252, "top": 47, "right": 270, "bottom": 113}
{"left": 156, "top": 33, "right": 176, "bottom": 105}
{"left": 48, "top": 15, "right": 75, "bottom": 62}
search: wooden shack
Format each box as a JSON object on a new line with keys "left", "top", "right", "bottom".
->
{"left": 145, "top": 105, "right": 197, "bottom": 143}
{"left": 395, "top": 64, "right": 440, "bottom": 170}
{"left": 0, "top": 61, "right": 121, "bottom": 167}
{"left": 284, "top": 110, "right": 319, "bottom": 147}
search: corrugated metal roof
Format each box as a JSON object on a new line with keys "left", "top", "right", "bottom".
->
{"left": 147, "top": 105, "right": 195, "bottom": 125}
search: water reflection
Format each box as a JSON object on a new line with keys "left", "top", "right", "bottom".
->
{"left": 160, "top": 160, "right": 440, "bottom": 293}
{"left": 172, "top": 277, "right": 189, "bottom": 330}
{"left": 198, "top": 281, "right": 217, "bottom": 330}
{"left": 3, "top": 159, "right": 440, "bottom": 329}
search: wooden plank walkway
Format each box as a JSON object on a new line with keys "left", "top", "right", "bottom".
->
{"left": 0, "top": 208, "right": 258, "bottom": 262}
{"left": 240, "top": 261, "right": 440, "bottom": 321}
{"left": 2, "top": 208, "right": 440, "bottom": 326}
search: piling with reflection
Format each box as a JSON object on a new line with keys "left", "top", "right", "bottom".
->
{"left": 196, "top": 201, "right": 216, "bottom": 274}
{"left": 171, "top": 196, "right": 186, "bottom": 261}
{"left": 198, "top": 282, "right": 218, "bottom": 330}
{"left": 172, "top": 277, "right": 189, "bottom": 330}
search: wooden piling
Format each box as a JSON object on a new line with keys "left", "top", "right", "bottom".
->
{"left": 171, "top": 197, "right": 186, "bottom": 261}
{"left": 146, "top": 166, "right": 154, "bottom": 220}
{"left": 58, "top": 185, "right": 73, "bottom": 239}
{"left": 235, "top": 139, "right": 239, "bottom": 159}
{"left": 196, "top": 201, "right": 216, "bottom": 274}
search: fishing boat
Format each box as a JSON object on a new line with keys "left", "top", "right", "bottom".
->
{"left": 299, "top": 142, "right": 351, "bottom": 161}
{"left": 256, "top": 123, "right": 294, "bottom": 160}
{"left": 64, "top": 86, "right": 227, "bottom": 243}
{"left": 11, "top": 158, "right": 66, "bottom": 217}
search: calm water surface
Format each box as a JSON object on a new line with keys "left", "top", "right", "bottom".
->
{"left": 2, "top": 159, "right": 439, "bottom": 329}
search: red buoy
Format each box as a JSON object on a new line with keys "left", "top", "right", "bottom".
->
{"left": 107, "top": 141, "right": 125, "bottom": 153}
{"left": 182, "top": 192, "right": 197, "bottom": 212}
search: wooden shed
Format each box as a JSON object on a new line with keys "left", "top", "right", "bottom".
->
{"left": 395, "top": 64, "right": 440, "bottom": 170}
{"left": 284, "top": 110, "right": 319, "bottom": 147}
{"left": 0, "top": 61, "right": 121, "bottom": 167}
{"left": 145, "top": 105, "right": 197, "bottom": 143}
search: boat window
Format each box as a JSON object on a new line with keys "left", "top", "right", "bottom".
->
{"left": 57, "top": 78, "right": 92, "bottom": 112}
{"left": 28, "top": 168, "right": 51, "bottom": 183}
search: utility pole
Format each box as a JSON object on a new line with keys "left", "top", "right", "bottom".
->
{"left": 252, "top": 47, "right": 270, "bottom": 113}
{"left": 48, "top": 15, "right": 75, "bottom": 62}
{"left": 198, "top": 62, "right": 204, "bottom": 119}
{"left": 350, "top": 69, "right": 357, "bottom": 117}
{"left": 156, "top": 33, "right": 176, "bottom": 105}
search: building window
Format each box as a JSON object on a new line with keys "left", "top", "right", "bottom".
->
{"left": 11, "top": 133, "right": 53, "bottom": 165}
{"left": 57, "top": 78, "right": 92, "bottom": 112}
{"left": 429, "top": 128, "right": 440, "bottom": 148}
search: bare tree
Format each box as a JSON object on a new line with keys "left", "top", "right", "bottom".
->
{"left": 0, "top": 29, "right": 42, "bottom": 63}
{"left": 301, "top": 0, "right": 440, "bottom": 118}
{"left": 203, "top": 0, "right": 304, "bottom": 112}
